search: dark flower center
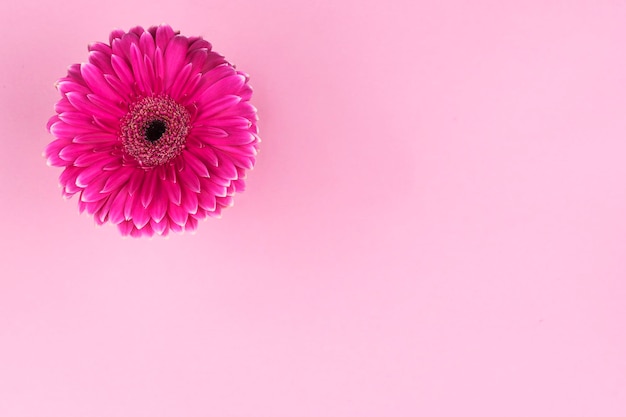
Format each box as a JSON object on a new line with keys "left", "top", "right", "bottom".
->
{"left": 145, "top": 120, "right": 167, "bottom": 142}
{"left": 120, "top": 96, "right": 191, "bottom": 167}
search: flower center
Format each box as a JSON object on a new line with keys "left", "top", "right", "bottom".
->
{"left": 120, "top": 96, "right": 191, "bottom": 167}
{"left": 145, "top": 119, "right": 167, "bottom": 142}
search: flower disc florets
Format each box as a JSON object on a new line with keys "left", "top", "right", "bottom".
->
{"left": 121, "top": 96, "right": 191, "bottom": 167}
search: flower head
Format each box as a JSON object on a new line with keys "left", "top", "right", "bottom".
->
{"left": 45, "top": 25, "right": 259, "bottom": 237}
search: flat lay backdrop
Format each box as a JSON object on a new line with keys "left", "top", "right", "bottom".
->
{"left": 1, "top": 0, "right": 625, "bottom": 416}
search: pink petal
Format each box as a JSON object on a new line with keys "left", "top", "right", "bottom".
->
{"left": 185, "top": 64, "right": 234, "bottom": 103}
{"left": 201, "top": 177, "right": 228, "bottom": 197}
{"left": 180, "top": 186, "right": 198, "bottom": 214}
{"left": 164, "top": 162, "right": 177, "bottom": 183}
{"left": 87, "top": 94, "right": 126, "bottom": 118}
{"left": 81, "top": 63, "right": 124, "bottom": 101}
{"left": 45, "top": 139, "right": 72, "bottom": 165}
{"left": 212, "top": 101, "right": 257, "bottom": 120}
{"left": 169, "top": 62, "right": 193, "bottom": 100}
{"left": 150, "top": 218, "right": 169, "bottom": 235}
{"left": 140, "top": 169, "right": 158, "bottom": 207}
{"left": 180, "top": 73, "right": 202, "bottom": 102}
{"left": 201, "top": 116, "right": 252, "bottom": 130}
{"left": 143, "top": 55, "right": 155, "bottom": 91}
{"left": 58, "top": 112, "right": 94, "bottom": 128}
{"left": 190, "top": 125, "right": 228, "bottom": 137}
{"left": 184, "top": 216, "right": 198, "bottom": 232}
{"left": 155, "top": 25, "right": 176, "bottom": 51}
{"left": 96, "top": 188, "right": 121, "bottom": 224}
{"left": 194, "top": 94, "right": 241, "bottom": 121}
{"left": 58, "top": 143, "right": 95, "bottom": 162}
{"left": 131, "top": 200, "right": 151, "bottom": 229}
{"left": 130, "top": 224, "right": 153, "bottom": 238}
{"left": 126, "top": 170, "right": 144, "bottom": 196}
{"left": 59, "top": 166, "right": 81, "bottom": 195}
{"left": 176, "top": 166, "right": 201, "bottom": 193}
{"left": 75, "top": 158, "right": 110, "bottom": 187}
{"left": 215, "top": 153, "right": 238, "bottom": 180}
{"left": 203, "top": 131, "right": 257, "bottom": 147}
{"left": 169, "top": 220, "right": 183, "bottom": 234}
{"left": 139, "top": 31, "right": 156, "bottom": 59}
{"left": 221, "top": 151, "right": 255, "bottom": 170}
{"left": 206, "top": 167, "right": 230, "bottom": 185}
{"left": 198, "top": 189, "right": 217, "bottom": 211}
{"left": 197, "top": 74, "right": 246, "bottom": 107}
{"left": 72, "top": 131, "right": 118, "bottom": 144}
{"left": 129, "top": 26, "right": 145, "bottom": 37}
{"left": 103, "top": 74, "right": 133, "bottom": 100}
{"left": 118, "top": 220, "right": 134, "bottom": 236}
{"left": 57, "top": 79, "right": 90, "bottom": 96}
{"left": 80, "top": 176, "right": 109, "bottom": 202}
{"left": 188, "top": 145, "right": 219, "bottom": 168}
{"left": 149, "top": 193, "right": 168, "bottom": 222}
{"left": 211, "top": 145, "right": 258, "bottom": 161}
{"left": 216, "top": 195, "right": 234, "bottom": 208}
{"left": 102, "top": 157, "right": 123, "bottom": 171}
{"left": 73, "top": 151, "right": 113, "bottom": 168}
{"left": 109, "top": 186, "right": 129, "bottom": 224}
{"left": 109, "top": 29, "right": 125, "bottom": 44}
{"left": 66, "top": 64, "right": 87, "bottom": 86}
{"left": 182, "top": 151, "right": 209, "bottom": 178}
{"left": 88, "top": 50, "right": 114, "bottom": 75}
{"left": 188, "top": 37, "right": 212, "bottom": 52}
{"left": 164, "top": 36, "right": 188, "bottom": 91}
{"left": 231, "top": 178, "right": 246, "bottom": 192}
{"left": 123, "top": 191, "right": 135, "bottom": 220}
{"left": 186, "top": 49, "right": 209, "bottom": 74}
{"left": 203, "top": 51, "right": 228, "bottom": 73}
{"left": 163, "top": 179, "right": 182, "bottom": 205}
{"left": 111, "top": 54, "right": 134, "bottom": 86}
{"left": 130, "top": 43, "right": 151, "bottom": 95}
{"left": 167, "top": 201, "right": 188, "bottom": 227}
{"left": 153, "top": 47, "right": 165, "bottom": 92}
{"left": 101, "top": 169, "right": 133, "bottom": 193}
{"left": 65, "top": 92, "right": 117, "bottom": 121}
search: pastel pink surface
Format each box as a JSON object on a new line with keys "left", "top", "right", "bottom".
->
{"left": 1, "top": 0, "right": 626, "bottom": 416}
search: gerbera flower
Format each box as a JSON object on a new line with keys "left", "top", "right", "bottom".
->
{"left": 45, "top": 25, "right": 259, "bottom": 237}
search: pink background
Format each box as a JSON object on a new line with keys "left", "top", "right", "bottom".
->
{"left": 1, "top": 0, "right": 626, "bottom": 416}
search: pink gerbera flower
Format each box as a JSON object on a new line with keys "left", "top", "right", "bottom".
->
{"left": 45, "top": 25, "right": 259, "bottom": 237}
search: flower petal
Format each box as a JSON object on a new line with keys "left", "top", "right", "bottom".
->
{"left": 155, "top": 25, "right": 176, "bottom": 51}
{"left": 131, "top": 196, "right": 151, "bottom": 228}
{"left": 65, "top": 92, "right": 117, "bottom": 121}
{"left": 140, "top": 169, "right": 158, "bottom": 207}
{"left": 198, "top": 188, "right": 217, "bottom": 211}
{"left": 163, "top": 179, "right": 182, "bottom": 205}
{"left": 180, "top": 185, "right": 198, "bottom": 214}
{"left": 101, "top": 169, "right": 133, "bottom": 193}
{"left": 75, "top": 158, "right": 110, "bottom": 187}
{"left": 150, "top": 217, "right": 169, "bottom": 235}
{"left": 176, "top": 165, "right": 201, "bottom": 193}
{"left": 182, "top": 151, "right": 210, "bottom": 178}
{"left": 149, "top": 192, "right": 168, "bottom": 222}
{"left": 169, "top": 62, "right": 193, "bottom": 101}
{"left": 139, "top": 31, "right": 156, "bottom": 58}
{"left": 81, "top": 63, "right": 124, "bottom": 101}
{"left": 153, "top": 47, "right": 165, "bottom": 92}
{"left": 164, "top": 35, "right": 188, "bottom": 92}
{"left": 58, "top": 143, "right": 96, "bottom": 162}
{"left": 111, "top": 54, "right": 134, "bottom": 86}
{"left": 167, "top": 201, "right": 188, "bottom": 227}
{"left": 130, "top": 43, "right": 150, "bottom": 95}
{"left": 109, "top": 185, "right": 129, "bottom": 224}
